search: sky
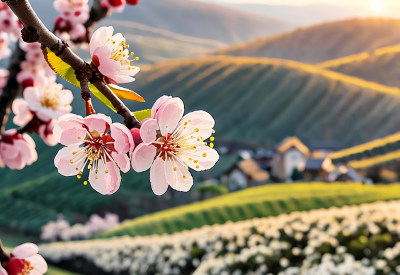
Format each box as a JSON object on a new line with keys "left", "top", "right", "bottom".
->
{"left": 198, "top": 0, "right": 400, "bottom": 18}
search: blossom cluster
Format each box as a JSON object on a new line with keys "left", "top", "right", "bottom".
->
{"left": 41, "top": 213, "right": 119, "bottom": 242}
{"left": 0, "top": 243, "right": 47, "bottom": 275}
{"left": 53, "top": 94, "right": 219, "bottom": 195}
{"left": 53, "top": 0, "right": 90, "bottom": 42}
{"left": 17, "top": 41, "right": 56, "bottom": 88}
{"left": 40, "top": 200, "right": 400, "bottom": 274}
{"left": 101, "top": 0, "right": 140, "bottom": 13}
{"left": 0, "top": 76, "right": 73, "bottom": 170}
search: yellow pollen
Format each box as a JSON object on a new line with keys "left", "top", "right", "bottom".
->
{"left": 72, "top": 151, "right": 77, "bottom": 155}
{"left": 197, "top": 138, "right": 200, "bottom": 141}
{"left": 95, "top": 176, "right": 99, "bottom": 179}
{"left": 77, "top": 175, "right": 81, "bottom": 179}
{"left": 194, "top": 128, "right": 199, "bottom": 132}
{"left": 203, "top": 153, "right": 207, "bottom": 157}
{"left": 88, "top": 165, "right": 92, "bottom": 169}
{"left": 105, "top": 170, "right": 109, "bottom": 174}
{"left": 135, "top": 57, "right": 139, "bottom": 61}
{"left": 183, "top": 176, "right": 186, "bottom": 179}
{"left": 77, "top": 137, "right": 81, "bottom": 140}
{"left": 194, "top": 160, "right": 198, "bottom": 163}
{"left": 83, "top": 181, "right": 88, "bottom": 185}
{"left": 173, "top": 167, "right": 177, "bottom": 171}
{"left": 75, "top": 168, "right": 79, "bottom": 171}
{"left": 130, "top": 52, "right": 134, "bottom": 56}
{"left": 193, "top": 146, "right": 197, "bottom": 149}
{"left": 189, "top": 158, "right": 192, "bottom": 161}
{"left": 196, "top": 165, "right": 200, "bottom": 169}
{"left": 79, "top": 171, "right": 83, "bottom": 175}
{"left": 210, "top": 143, "right": 214, "bottom": 148}
{"left": 70, "top": 160, "right": 74, "bottom": 164}
{"left": 184, "top": 122, "right": 188, "bottom": 125}
{"left": 210, "top": 136, "right": 215, "bottom": 141}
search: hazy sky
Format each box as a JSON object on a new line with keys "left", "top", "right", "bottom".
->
{"left": 199, "top": 0, "right": 400, "bottom": 17}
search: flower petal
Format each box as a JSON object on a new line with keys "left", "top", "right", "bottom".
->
{"left": 84, "top": 113, "right": 112, "bottom": 135}
{"left": 53, "top": 114, "right": 85, "bottom": 145}
{"left": 89, "top": 160, "right": 121, "bottom": 195}
{"left": 179, "top": 145, "right": 220, "bottom": 171}
{"left": 131, "top": 143, "right": 156, "bottom": 172}
{"left": 26, "top": 254, "right": 48, "bottom": 274}
{"left": 12, "top": 98, "right": 33, "bottom": 127}
{"left": 151, "top": 95, "right": 172, "bottom": 119}
{"left": 165, "top": 157, "right": 193, "bottom": 192}
{"left": 11, "top": 243, "right": 38, "bottom": 259}
{"left": 110, "top": 123, "right": 134, "bottom": 154}
{"left": 175, "top": 110, "right": 215, "bottom": 140}
{"left": 158, "top": 97, "right": 184, "bottom": 136}
{"left": 54, "top": 145, "right": 85, "bottom": 176}
{"left": 140, "top": 119, "right": 158, "bottom": 144}
{"left": 0, "top": 265, "right": 7, "bottom": 275}
{"left": 111, "top": 151, "right": 130, "bottom": 173}
{"left": 150, "top": 157, "right": 169, "bottom": 196}
{"left": 90, "top": 26, "right": 114, "bottom": 56}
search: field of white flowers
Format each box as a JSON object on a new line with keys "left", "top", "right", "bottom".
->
{"left": 40, "top": 200, "right": 400, "bottom": 275}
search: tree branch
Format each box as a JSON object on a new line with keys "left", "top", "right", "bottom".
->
{"left": 85, "top": 0, "right": 109, "bottom": 29}
{"left": 4, "top": 0, "right": 140, "bottom": 128}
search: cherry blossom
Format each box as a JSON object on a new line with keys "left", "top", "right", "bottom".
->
{"left": 17, "top": 42, "right": 56, "bottom": 88}
{"left": 0, "top": 32, "right": 11, "bottom": 60}
{"left": 0, "top": 3, "right": 22, "bottom": 39}
{"left": 0, "top": 243, "right": 47, "bottom": 275}
{"left": 21, "top": 76, "right": 73, "bottom": 122}
{"left": 0, "top": 69, "right": 9, "bottom": 89}
{"left": 131, "top": 96, "right": 219, "bottom": 195}
{"left": 53, "top": 0, "right": 90, "bottom": 41}
{"left": 89, "top": 26, "right": 140, "bottom": 84}
{"left": 53, "top": 114, "right": 134, "bottom": 195}
{"left": 38, "top": 120, "right": 58, "bottom": 146}
{"left": 0, "top": 129, "right": 38, "bottom": 170}
{"left": 101, "top": 0, "right": 126, "bottom": 13}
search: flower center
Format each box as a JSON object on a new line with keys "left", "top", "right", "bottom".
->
{"left": 107, "top": 38, "right": 139, "bottom": 69}
{"left": 40, "top": 90, "right": 60, "bottom": 110}
{"left": 154, "top": 133, "right": 180, "bottom": 160}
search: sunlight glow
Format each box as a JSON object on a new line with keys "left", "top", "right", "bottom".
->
{"left": 371, "top": 0, "right": 383, "bottom": 12}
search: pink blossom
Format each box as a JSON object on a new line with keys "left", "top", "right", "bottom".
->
{"left": 0, "top": 3, "right": 22, "bottom": 39}
{"left": 101, "top": 0, "right": 126, "bottom": 12}
{"left": 21, "top": 77, "right": 73, "bottom": 122}
{"left": 53, "top": 114, "right": 134, "bottom": 195}
{"left": 89, "top": 26, "right": 140, "bottom": 84}
{"left": 2, "top": 243, "right": 47, "bottom": 275}
{"left": 0, "top": 129, "right": 38, "bottom": 170}
{"left": 11, "top": 98, "right": 33, "bottom": 126}
{"left": 38, "top": 120, "right": 58, "bottom": 146}
{"left": 0, "top": 69, "right": 9, "bottom": 89}
{"left": 131, "top": 96, "right": 219, "bottom": 195}
{"left": 0, "top": 32, "right": 10, "bottom": 60}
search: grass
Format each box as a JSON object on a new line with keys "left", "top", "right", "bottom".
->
{"left": 100, "top": 182, "right": 400, "bottom": 238}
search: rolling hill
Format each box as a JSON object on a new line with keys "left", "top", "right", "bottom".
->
{"left": 216, "top": 18, "right": 400, "bottom": 63}
{"left": 317, "top": 44, "right": 400, "bottom": 87}
{"left": 127, "top": 56, "right": 400, "bottom": 147}
{"left": 103, "top": 0, "right": 293, "bottom": 45}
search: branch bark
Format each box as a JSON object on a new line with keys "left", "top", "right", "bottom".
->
{"left": 3, "top": 0, "right": 140, "bottom": 129}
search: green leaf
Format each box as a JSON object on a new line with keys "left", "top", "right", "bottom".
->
{"left": 43, "top": 47, "right": 116, "bottom": 112}
{"left": 133, "top": 109, "right": 151, "bottom": 122}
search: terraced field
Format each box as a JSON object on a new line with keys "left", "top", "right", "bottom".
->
{"left": 101, "top": 183, "right": 400, "bottom": 238}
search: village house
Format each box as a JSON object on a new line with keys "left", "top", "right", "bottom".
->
{"left": 223, "top": 159, "right": 270, "bottom": 191}
{"left": 271, "top": 137, "right": 310, "bottom": 182}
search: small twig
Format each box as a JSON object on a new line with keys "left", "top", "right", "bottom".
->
{"left": 84, "top": 0, "right": 109, "bottom": 29}
{"left": 4, "top": 0, "right": 140, "bottom": 128}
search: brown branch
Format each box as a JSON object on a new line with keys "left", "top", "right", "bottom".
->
{"left": 84, "top": 0, "right": 109, "bottom": 29}
{"left": 4, "top": 0, "right": 140, "bottom": 128}
{"left": 0, "top": 240, "right": 10, "bottom": 270}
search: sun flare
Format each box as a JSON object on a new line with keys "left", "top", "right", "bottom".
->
{"left": 371, "top": 0, "right": 383, "bottom": 12}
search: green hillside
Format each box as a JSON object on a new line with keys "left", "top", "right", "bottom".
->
{"left": 318, "top": 44, "right": 400, "bottom": 87}
{"left": 101, "top": 182, "right": 400, "bottom": 238}
{"left": 128, "top": 56, "right": 400, "bottom": 147}
{"left": 216, "top": 18, "right": 400, "bottom": 63}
